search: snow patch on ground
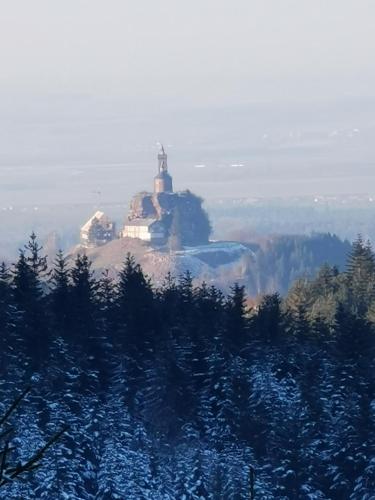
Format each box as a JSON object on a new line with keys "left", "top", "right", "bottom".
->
{"left": 178, "top": 241, "right": 250, "bottom": 256}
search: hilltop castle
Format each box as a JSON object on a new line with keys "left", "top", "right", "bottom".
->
{"left": 80, "top": 146, "right": 211, "bottom": 248}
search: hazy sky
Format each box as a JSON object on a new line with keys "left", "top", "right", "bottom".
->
{"left": 1, "top": 0, "right": 374, "bottom": 106}
{"left": 0, "top": 0, "right": 375, "bottom": 203}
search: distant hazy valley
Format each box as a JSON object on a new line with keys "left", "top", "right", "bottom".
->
{"left": 1, "top": 96, "right": 375, "bottom": 295}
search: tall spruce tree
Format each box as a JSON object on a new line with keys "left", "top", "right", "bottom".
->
{"left": 116, "top": 253, "right": 155, "bottom": 350}
{"left": 12, "top": 234, "right": 48, "bottom": 361}
{"left": 346, "top": 235, "right": 375, "bottom": 316}
{"left": 225, "top": 283, "right": 247, "bottom": 353}
{"left": 70, "top": 253, "right": 98, "bottom": 339}
{"left": 49, "top": 250, "right": 71, "bottom": 335}
{"left": 0, "top": 263, "right": 16, "bottom": 337}
{"left": 177, "top": 270, "right": 194, "bottom": 322}
{"left": 158, "top": 272, "right": 179, "bottom": 329}
{"left": 25, "top": 232, "right": 48, "bottom": 279}
{"left": 97, "top": 269, "right": 116, "bottom": 335}
{"left": 256, "top": 293, "right": 283, "bottom": 342}
{"left": 0, "top": 262, "right": 21, "bottom": 371}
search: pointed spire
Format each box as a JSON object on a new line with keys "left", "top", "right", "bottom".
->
{"left": 157, "top": 143, "right": 168, "bottom": 174}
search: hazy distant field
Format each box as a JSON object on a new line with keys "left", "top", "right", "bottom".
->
{"left": 1, "top": 97, "right": 375, "bottom": 257}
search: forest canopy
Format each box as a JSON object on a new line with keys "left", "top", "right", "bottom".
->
{"left": 0, "top": 234, "right": 374, "bottom": 498}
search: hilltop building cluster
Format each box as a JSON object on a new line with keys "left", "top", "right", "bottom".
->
{"left": 80, "top": 147, "right": 211, "bottom": 248}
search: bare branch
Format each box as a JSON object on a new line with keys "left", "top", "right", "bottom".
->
{"left": 0, "top": 387, "right": 31, "bottom": 427}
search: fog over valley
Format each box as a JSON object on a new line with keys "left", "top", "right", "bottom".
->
{"left": 1, "top": 95, "right": 375, "bottom": 256}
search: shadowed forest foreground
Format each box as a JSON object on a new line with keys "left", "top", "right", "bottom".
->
{"left": 0, "top": 234, "right": 375, "bottom": 498}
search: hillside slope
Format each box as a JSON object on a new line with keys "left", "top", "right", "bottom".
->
{"left": 69, "top": 238, "right": 254, "bottom": 289}
{"left": 68, "top": 232, "right": 351, "bottom": 295}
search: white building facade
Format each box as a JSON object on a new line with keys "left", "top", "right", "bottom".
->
{"left": 121, "top": 218, "right": 166, "bottom": 242}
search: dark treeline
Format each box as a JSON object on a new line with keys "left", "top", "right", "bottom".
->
{"left": 228, "top": 232, "right": 350, "bottom": 296}
{"left": 1, "top": 233, "right": 375, "bottom": 498}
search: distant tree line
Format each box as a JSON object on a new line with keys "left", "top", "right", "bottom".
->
{"left": 0, "top": 233, "right": 374, "bottom": 498}
{"left": 235, "top": 232, "right": 351, "bottom": 296}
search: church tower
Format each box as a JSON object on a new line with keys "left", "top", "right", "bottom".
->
{"left": 154, "top": 145, "right": 173, "bottom": 193}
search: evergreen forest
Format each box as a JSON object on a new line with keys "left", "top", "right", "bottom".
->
{"left": 1, "top": 233, "right": 375, "bottom": 499}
